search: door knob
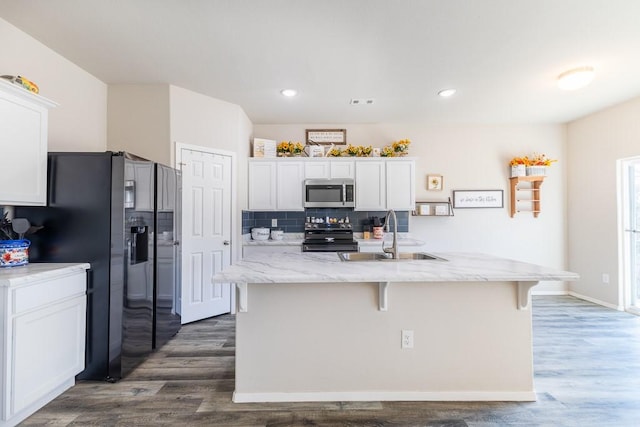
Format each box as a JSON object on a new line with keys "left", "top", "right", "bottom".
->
{"left": 223, "top": 240, "right": 230, "bottom": 246}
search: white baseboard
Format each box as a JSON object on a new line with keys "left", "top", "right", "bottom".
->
{"left": 532, "top": 290, "right": 568, "bottom": 296}
{"left": 568, "top": 291, "right": 623, "bottom": 311}
{"left": 232, "top": 390, "right": 537, "bottom": 403}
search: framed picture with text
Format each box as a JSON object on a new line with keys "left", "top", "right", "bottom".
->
{"left": 453, "top": 190, "right": 504, "bottom": 208}
{"left": 305, "top": 129, "right": 347, "bottom": 145}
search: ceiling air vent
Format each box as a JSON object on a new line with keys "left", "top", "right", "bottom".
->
{"left": 350, "top": 98, "right": 375, "bottom": 105}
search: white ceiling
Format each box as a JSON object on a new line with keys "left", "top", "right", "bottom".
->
{"left": 2, "top": 0, "right": 640, "bottom": 125}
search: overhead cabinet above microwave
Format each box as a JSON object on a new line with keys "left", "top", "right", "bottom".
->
{"left": 247, "top": 158, "right": 415, "bottom": 212}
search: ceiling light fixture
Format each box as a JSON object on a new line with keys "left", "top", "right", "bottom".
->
{"left": 438, "top": 88, "right": 456, "bottom": 98}
{"left": 280, "top": 89, "right": 297, "bottom": 97}
{"left": 557, "top": 66, "right": 595, "bottom": 91}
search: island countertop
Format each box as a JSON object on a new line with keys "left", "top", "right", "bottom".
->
{"left": 213, "top": 251, "right": 579, "bottom": 284}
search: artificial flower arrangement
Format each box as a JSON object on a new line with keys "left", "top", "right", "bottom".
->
{"left": 326, "top": 147, "right": 343, "bottom": 157}
{"left": 345, "top": 144, "right": 360, "bottom": 156}
{"left": 379, "top": 138, "right": 411, "bottom": 157}
{"left": 277, "top": 141, "right": 304, "bottom": 156}
{"left": 380, "top": 146, "right": 395, "bottom": 157}
{"left": 509, "top": 153, "right": 557, "bottom": 177}
{"left": 508, "top": 153, "right": 557, "bottom": 167}
{"left": 391, "top": 138, "right": 411, "bottom": 154}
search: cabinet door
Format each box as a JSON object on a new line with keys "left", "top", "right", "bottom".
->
{"left": 248, "top": 161, "right": 277, "bottom": 210}
{"left": 304, "top": 161, "right": 330, "bottom": 179}
{"left": 386, "top": 160, "right": 415, "bottom": 210}
{"left": 277, "top": 161, "right": 304, "bottom": 211}
{"left": 12, "top": 295, "right": 86, "bottom": 416}
{"left": 0, "top": 84, "right": 55, "bottom": 206}
{"left": 330, "top": 161, "right": 355, "bottom": 179}
{"left": 355, "top": 161, "right": 386, "bottom": 211}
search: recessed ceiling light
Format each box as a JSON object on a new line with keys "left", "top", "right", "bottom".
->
{"left": 438, "top": 88, "right": 456, "bottom": 98}
{"left": 557, "top": 66, "right": 595, "bottom": 90}
{"left": 280, "top": 89, "right": 297, "bottom": 97}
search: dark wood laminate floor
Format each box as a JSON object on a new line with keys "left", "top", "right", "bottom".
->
{"left": 22, "top": 296, "right": 640, "bottom": 426}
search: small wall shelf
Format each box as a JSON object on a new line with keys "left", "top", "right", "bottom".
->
{"left": 510, "top": 176, "right": 545, "bottom": 218}
{"left": 412, "top": 197, "right": 454, "bottom": 216}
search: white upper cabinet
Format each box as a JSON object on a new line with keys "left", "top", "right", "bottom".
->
{"left": 354, "top": 159, "right": 415, "bottom": 211}
{"left": 386, "top": 159, "right": 415, "bottom": 210}
{"left": 304, "top": 161, "right": 330, "bottom": 179}
{"left": 276, "top": 161, "right": 304, "bottom": 211}
{"left": 355, "top": 160, "right": 386, "bottom": 210}
{"left": 248, "top": 161, "right": 277, "bottom": 210}
{"left": 304, "top": 159, "right": 354, "bottom": 179}
{"left": 248, "top": 160, "right": 304, "bottom": 211}
{"left": 0, "top": 80, "right": 57, "bottom": 206}
{"left": 249, "top": 158, "right": 414, "bottom": 212}
{"left": 330, "top": 161, "right": 355, "bottom": 179}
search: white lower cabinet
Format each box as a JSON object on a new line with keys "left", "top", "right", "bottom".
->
{"left": 0, "top": 264, "right": 88, "bottom": 427}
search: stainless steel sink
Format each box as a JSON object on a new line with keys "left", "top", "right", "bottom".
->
{"left": 338, "top": 252, "right": 446, "bottom": 262}
{"left": 394, "top": 252, "right": 446, "bottom": 261}
{"left": 338, "top": 252, "right": 391, "bottom": 261}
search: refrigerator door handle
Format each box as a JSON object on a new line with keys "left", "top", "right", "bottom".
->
{"left": 48, "top": 156, "right": 57, "bottom": 205}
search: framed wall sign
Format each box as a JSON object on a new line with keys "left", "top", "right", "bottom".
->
{"left": 453, "top": 190, "right": 504, "bottom": 208}
{"left": 306, "top": 129, "right": 347, "bottom": 145}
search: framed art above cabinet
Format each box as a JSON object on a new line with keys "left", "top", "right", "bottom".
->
{"left": 305, "top": 129, "right": 347, "bottom": 145}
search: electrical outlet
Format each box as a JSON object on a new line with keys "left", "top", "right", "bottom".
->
{"left": 602, "top": 273, "right": 610, "bottom": 284}
{"left": 401, "top": 330, "right": 414, "bottom": 349}
{"left": 271, "top": 218, "right": 277, "bottom": 227}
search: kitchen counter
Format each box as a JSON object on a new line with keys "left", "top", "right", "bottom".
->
{"left": 0, "top": 262, "right": 91, "bottom": 286}
{"left": 215, "top": 251, "right": 578, "bottom": 403}
{"left": 215, "top": 250, "right": 577, "bottom": 284}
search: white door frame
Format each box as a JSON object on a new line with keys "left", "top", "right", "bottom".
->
{"left": 174, "top": 141, "right": 238, "bottom": 315}
{"left": 618, "top": 156, "right": 640, "bottom": 315}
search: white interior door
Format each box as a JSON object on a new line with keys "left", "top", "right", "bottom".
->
{"left": 178, "top": 146, "right": 233, "bottom": 323}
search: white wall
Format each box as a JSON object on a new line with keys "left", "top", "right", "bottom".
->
{"left": 567, "top": 96, "right": 640, "bottom": 308}
{"left": 169, "top": 85, "right": 252, "bottom": 205}
{"left": 0, "top": 18, "right": 107, "bottom": 151}
{"left": 107, "top": 85, "right": 171, "bottom": 163}
{"left": 169, "top": 85, "right": 253, "bottom": 259}
{"left": 255, "top": 123, "right": 568, "bottom": 293}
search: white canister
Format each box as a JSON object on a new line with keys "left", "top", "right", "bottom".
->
{"left": 270, "top": 229, "right": 284, "bottom": 241}
{"left": 251, "top": 227, "right": 270, "bottom": 241}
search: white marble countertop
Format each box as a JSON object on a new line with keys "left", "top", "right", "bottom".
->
{"left": 0, "top": 263, "right": 91, "bottom": 287}
{"left": 214, "top": 250, "right": 579, "bottom": 284}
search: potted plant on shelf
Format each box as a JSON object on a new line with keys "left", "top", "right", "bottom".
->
{"left": 525, "top": 153, "right": 556, "bottom": 176}
{"left": 509, "top": 153, "right": 557, "bottom": 177}
{"left": 509, "top": 157, "right": 528, "bottom": 177}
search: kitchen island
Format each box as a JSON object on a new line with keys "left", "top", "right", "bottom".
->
{"left": 213, "top": 251, "right": 578, "bottom": 403}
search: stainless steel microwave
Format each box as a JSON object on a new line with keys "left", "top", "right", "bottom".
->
{"left": 304, "top": 179, "right": 355, "bottom": 208}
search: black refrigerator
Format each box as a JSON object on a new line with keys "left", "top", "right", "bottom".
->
{"left": 15, "top": 151, "right": 181, "bottom": 381}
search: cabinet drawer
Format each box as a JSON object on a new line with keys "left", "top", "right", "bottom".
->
{"left": 12, "top": 272, "right": 86, "bottom": 315}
